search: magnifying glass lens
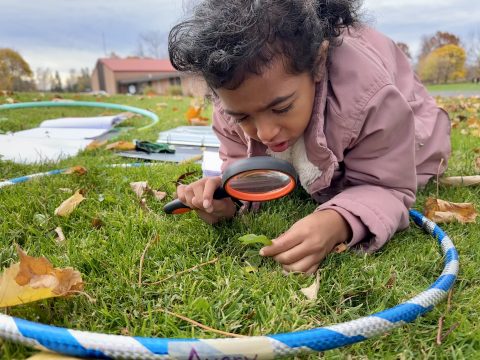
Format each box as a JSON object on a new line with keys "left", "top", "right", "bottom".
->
{"left": 225, "top": 170, "right": 295, "bottom": 201}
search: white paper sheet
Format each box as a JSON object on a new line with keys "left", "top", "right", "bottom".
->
{"left": 39, "top": 115, "right": 124, "bottom": 129}
{"left": 0, "top": 135, "right": 92, "bottom": 164}
{"left": 14, "top": 127, "right": 109, "bottom": 140}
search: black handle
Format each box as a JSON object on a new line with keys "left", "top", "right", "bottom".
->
{"left": 164, "top": 187, "right": 230, "bottom": 214}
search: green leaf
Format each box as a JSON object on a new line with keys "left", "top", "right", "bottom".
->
{"left": 238, "top": 234, "right": 272, "bottom": 246}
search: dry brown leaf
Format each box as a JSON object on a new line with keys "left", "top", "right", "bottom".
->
{"left": 86, "top": 139, "right": 108, "bottom": 150}
{"left": 424, "top": 197, "right": 477, "bottom": 224}
{"left": 130, "top": 181, "right": 167, "bottom": 201}
{"left": 130, "top": 181, "right": 149, "bottom": 198}
{"left": 54, "top": 190, "right": 85, "bottom": 217}
{"left": 333, "top": 243, "right": 348, "bottom": 253}
{"left": 476, "top": 157, "right": 480, "bottom": 172}
{"left": 0, "top": 247, "right": 83, "bottom": 307}
{"left": 54, "top": 227, "right": 66, "bottom": 243}
{"left": 151, "top": 190, "right": 167, "bottom": 201}
{"left": 91, "top": 217, "right": 104, "bottom": 229}
{"left": 105, "top": 141, "right": 136, "bottom": 151}
{"left": 300, "top": 272, "right": 320, "bottom": 300}
{"left": 26, "top": 352, "right": 86, "bottom": 359}
{"left": 64, "top": 166, "right": 87, "bottom": 176}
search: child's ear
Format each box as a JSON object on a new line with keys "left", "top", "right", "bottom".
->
{"left": 312, "top": 40, "right": 329, "bottom": 82}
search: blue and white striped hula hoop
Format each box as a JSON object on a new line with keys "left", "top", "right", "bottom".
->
{"left": 0, "top": 166, "right": 458, "bottom": 358}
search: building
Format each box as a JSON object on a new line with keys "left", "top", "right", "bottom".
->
{"left": 91, "top": 58, "right": 207, "bottom": 97}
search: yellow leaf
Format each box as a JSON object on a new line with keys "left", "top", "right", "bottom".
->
{"left": 424, "top": 197, "right": 477, "bottom": 224}
{"left": 54, "top": 190, "right": 85, "bottom": 217}
{"left": 105, "top": 140, "right": 136, "bottom": 151}
{"left": 64, "top": 166, "right": 87, "bottom": 176}
{"left": 333, "top": 243, "right": 348, "bottom": 253}
{"left": 0, "top": 247, "right": 83, "bottom": 307}
{"left": 27, "top": 351, "right": 86, "bottom": 359}
{"left": 86, "top": 139, "right": 107, "bottom": 150}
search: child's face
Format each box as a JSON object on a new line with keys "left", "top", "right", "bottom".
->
{"left": 216, "top": 57, "right": 318, "bottom": 152}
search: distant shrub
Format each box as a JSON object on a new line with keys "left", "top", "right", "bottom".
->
{"left": 167, "top": 85, "right": 183, "bottom": 96}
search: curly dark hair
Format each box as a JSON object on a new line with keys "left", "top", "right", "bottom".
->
{"left": 168, "top": 0, "right": 363, "bottom": 89}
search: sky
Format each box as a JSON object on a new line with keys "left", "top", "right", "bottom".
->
{"left": 0, "top": 0, "right": 479, "bottom": 81}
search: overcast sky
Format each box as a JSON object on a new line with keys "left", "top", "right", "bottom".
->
{"left": 0, "top": 0, "right": 479, "bottom": 80}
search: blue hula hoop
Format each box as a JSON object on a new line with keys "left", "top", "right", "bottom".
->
{"left": 0, "top": 165, "right": 458, "bottom": 359}
{"left": 0, "top": 100, "right": 159, "bottom": 131}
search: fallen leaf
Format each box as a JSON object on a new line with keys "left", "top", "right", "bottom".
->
{"left": 130, "top": 181, "right": 167, "bottom": 201}
{"left": 476, "top": 157, "right": 480, "bottom": 172}
{"left": 105, "top": 141, "right": 136, "bottom": 151}
{"left": 139, "top": 198, "right": 151, "bottom": 212}
{"left": 300, "top": 272, "right": 320, "bottom": 300}
{"left": 424, "top": 197, "right": 477, "bottom": 224}
{"left": 86, "top": 139, "right": 108, "bottom": 150}
{"left": 54, "top": 190, "right": 85, "bottom": 217}
{"left": 385, "top": 272, "right": 397, "bottom": 289}
{"left": 0, "top": 247, "right": 83, "bottom": 307}
{"left": 54, "top": 227, "right": 66, "bottom": 243}
{"left": 238, "top": 234, "right": 273, "bottom": 246}
{"left": 130, "top": 181, "right": 149, "bottom": 198}
{"left": 26, "top": 352, "right": 86, "bottom": 360}
{"left": 186, "top": 106, "right": 202, "bottom": 121}
{"left": 91, "top": 217, "right": 104, "bottom": 229}
{"left": 151, "top": 190, "right": 167, "bottom": 201}
{"left": 333, "top": 243, "right": 348, "bottom": 253}
{"left": 64, "top": 166, "right": 87, "bottom": 176}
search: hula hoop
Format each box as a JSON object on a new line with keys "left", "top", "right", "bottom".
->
{"left": 0, "top": 100, "right": 159, "bottom": 131}
{"left": 0, "top": 165, "right": 459, "bottom": 359}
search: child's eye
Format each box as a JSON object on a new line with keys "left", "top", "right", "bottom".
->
{"left": 272, "top": 103, "right": 293, "bottom": 114}
{"left": 233, "top": 115, "right": 249, "bottom": 124}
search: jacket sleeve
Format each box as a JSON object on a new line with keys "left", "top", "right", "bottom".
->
{"left": 317, "top": 84, "right": 417, "bottom": 252}
{"left": 211, "top": 105, "right": 249, "bottom": 172}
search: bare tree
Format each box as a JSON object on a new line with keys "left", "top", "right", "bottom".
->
{"left": 36, "top": 67, "right": 52, "bottom": 91}
{"left": 136, "top": 30, "right": 168, "bottom": 58}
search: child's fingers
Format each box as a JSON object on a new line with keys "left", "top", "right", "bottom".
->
{"left": 202, "top": 176, "right": 222, "bottom": 209}
{"left": 259, "top": 231, "right": 301, "bottom": 257}
{"left": 271, "top": 243, "right": 310, "bottom": 265}
{"left": 282, "top": 254, "right": 319, "bottom": 274}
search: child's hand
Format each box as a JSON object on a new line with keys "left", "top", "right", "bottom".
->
{"left": 259, "top": 210, "right": 352, "bottom": 274}
{"left": 176, "top": 176, "right": 237, "bottom": 224}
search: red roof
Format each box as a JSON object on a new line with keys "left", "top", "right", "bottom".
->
{"left": 100, "top": 58, "right": 176, "bottom": 72}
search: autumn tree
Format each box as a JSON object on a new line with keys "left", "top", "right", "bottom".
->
{"left": 418, "top": 44, "right": 466, "bottom": 83}
{"left": 0, "top": 48, "right": 34, "bottom": 91}
{"left": 419, "top": 31, "right": 461, "bottom": 60}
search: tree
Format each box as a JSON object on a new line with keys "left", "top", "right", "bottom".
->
{"left": 50, "top": 71, "right": 63, "bottom": 92}
{"left": 0, "top": 48, "right": 33, "bottom": 91}
{"left": 36, "top": 67, "right": 53, "bottom": 91}
{"left": 396, "top": 42, "right": 412, "bottom": 60}
{"left": 419, "top": 31, "right": 461, "bottom": 60}
{"left": 418, "top": 44, "right": 466, "bottom": 84}
{"left": 136, "top": 30, "right": 168, "bottom": 58}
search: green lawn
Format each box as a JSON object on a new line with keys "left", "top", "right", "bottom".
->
{"left": 426, "top": 82, "right": 480, "bottom": 93}
{"left": 0, "top": 93, "right": 479, "bottom": 359}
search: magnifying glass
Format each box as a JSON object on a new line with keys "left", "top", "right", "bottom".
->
{"left": 164, "top": 156, "right": 298, "bottom": 214}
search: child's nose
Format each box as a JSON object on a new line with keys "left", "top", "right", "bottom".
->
{"left": 256, "top": 117, "right": 280, "bottom": 143}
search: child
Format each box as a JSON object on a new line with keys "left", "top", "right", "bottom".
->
{"left": 168, "top": 0, "right": 451, "bottom": 274}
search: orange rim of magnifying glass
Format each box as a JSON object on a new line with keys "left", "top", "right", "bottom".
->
{"left": 224, "top": 173, "right": 296, "bottom": 202}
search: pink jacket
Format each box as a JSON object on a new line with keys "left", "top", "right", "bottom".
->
{"left": 212, "top": 27, "right": 451, "bottom": 252}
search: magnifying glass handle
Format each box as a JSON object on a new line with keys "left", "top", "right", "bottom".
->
{"left": 164, "top": 187, "right": 230, "bottom": 214}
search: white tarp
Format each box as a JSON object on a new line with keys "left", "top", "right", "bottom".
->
{"left": 39, "top": 115, "right": 124, "bottom": 129}
{"left": 0, "top": 135, "right": 92, "bottom": 164}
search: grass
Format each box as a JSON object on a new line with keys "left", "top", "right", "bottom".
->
{"left": 426, "top": 82, "right": 480, "bottom": 93}
{"left": 0, "top": 92, "right": 479, "bottom": 359}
